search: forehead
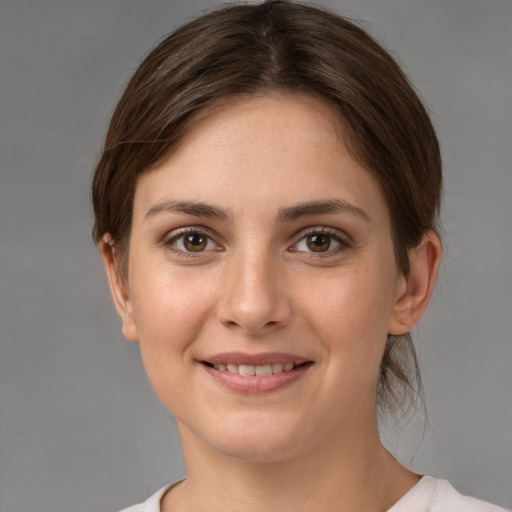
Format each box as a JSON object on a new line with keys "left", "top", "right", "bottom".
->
{"left": 177, "top": 93, "right": 346, "bottom": 164}
{"left": 133, "top": 94, "right": 388, "bottom": 224}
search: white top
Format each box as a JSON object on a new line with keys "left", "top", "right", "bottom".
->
{"left": 118, "top": 476, "right": 509, "bottom": 512}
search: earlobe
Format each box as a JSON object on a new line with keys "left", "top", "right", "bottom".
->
{"left": 99, "top": 236, "right": 139, "bottom": 342}
{"left": 388, "top": 231, "right": 442, "bottom": 335}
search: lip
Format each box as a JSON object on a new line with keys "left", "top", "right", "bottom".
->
{"left": 198, "top": 352, "right": 314, "bottom": 394}
{"left": 201, "top": 352, "right": 311, "bottom": 366}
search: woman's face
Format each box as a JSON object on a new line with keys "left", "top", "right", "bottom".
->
{"left": 110, "top": 95, "right": 412, "bottom": 462}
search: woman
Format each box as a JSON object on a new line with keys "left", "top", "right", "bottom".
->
{"left": 92, "top": 1, "right": 507, "bottom": 511}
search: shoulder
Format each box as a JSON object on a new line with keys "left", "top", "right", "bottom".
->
{"left": 390, "top": 475, "right": 509, "bottom": 512}
{"left": 429, "top": 477, "right": 508, "bottom": 512}
{"left": 117, "top": 482, "right": 177, "bottom": 512}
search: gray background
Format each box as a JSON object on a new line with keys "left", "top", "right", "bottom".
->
{"left": 0, "top": 1, "right": 511, "bottom": 511}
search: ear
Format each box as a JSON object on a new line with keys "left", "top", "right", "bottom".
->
{"left": 388, "top": 231, "right": 442, "bottom": 335}
{"left": 99, "top": 236, "right": 139, "bottom": 342}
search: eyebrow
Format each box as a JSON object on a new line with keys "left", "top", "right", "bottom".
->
{"left": 144, "top": 198, "right": 370, "bottom": 223}
{"left": 279, "top": 199, "right": 370, "bottom": 222}
{"left": 144, "top": 200, "right": 230, "bottom": 221}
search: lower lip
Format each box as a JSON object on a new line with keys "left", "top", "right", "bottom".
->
{"left": 201, "top": 363, "right": 313, "bottom": 394}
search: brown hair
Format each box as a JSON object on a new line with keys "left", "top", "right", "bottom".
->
{"left": 92, "top": 0, "right": 442, "bottom": 412}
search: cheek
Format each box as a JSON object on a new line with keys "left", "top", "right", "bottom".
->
{"left": 130, "top": 268, "right": 217, "bottom": 377}
{"left": 302, "top": 266, "right": 396, "bottom": 334}
{"left": 298, "top": 264, "right": 396, "bottom": 375}
{"left": 132, "top": 281, "right": 217, "bottom": 414}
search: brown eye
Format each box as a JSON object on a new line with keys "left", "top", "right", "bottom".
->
{"left": 167, "top": 229, "right": 219, "bottom": 255}
{"left": 183, "top": 233, "right": 208, "bottom": 252}
{"left": 306, "top": 234, "right": 332, "bottom": 252}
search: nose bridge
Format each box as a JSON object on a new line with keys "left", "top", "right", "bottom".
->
{"left": 217, "top": 242, "right": 290, "bottom": 334}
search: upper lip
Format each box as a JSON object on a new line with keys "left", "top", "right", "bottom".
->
{"left": 200, "top": 352, "right": 313, "bottom": 366}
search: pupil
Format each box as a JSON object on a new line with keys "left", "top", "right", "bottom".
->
{"left": 307, "top": 234, "right": 330, "bottom": 252}
{"left": 185, "top": 233, "right": 206, "bottom": 251}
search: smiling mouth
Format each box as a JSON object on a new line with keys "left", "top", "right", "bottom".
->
{"left": 201, "top": 361, "right": 309, "bottom": 376}
{"left": 200, "top": 356, "right": 313, "bottom": 393}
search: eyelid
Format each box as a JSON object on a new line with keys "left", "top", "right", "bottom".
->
{"left": 289, "top": 226, "right": 352, "bottom": 255}
{"left": 161, "top": 224, "right": 351, "bottom": 258}
{"left": 163, "top": 226, "right": 223, "bottom": 256}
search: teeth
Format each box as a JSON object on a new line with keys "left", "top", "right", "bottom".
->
{"left": 239, "top": 364, "right": 255, "bottom": 376}
{"left": 227, "top": 364, "right": 238, "bottom": 374}
{"left": 213, "top": 362, "right": 298, "bottom": 376}
{"left": 254, "top": 364, "right": 272, "bottom": 377}
{"left": 272, "top": 363, "right": 284, "bottom": 373}
{"left": 255, "top": 364, "right": 272, "bottom": 376}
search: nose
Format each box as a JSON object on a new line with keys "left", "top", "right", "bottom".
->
{"left": 216, "top": 249, "right": 292, "bottom": 336}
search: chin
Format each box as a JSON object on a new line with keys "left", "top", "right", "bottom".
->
{"left": 176, "top": 407, "right": 309, "bottom": 463}
{"left": 202, "top": 413, "right": 314, "bottom": 463}
{"left": 215, "top": 436, "right": 304, "bottom": 463}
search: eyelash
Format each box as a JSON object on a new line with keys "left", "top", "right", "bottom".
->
{"left": 163, "top": 226, "right": 351, "bottom": 258}
{"left": 290, "top": 227, "right": 352, "bottom": 258}
{"left": 163, "top": 227, "right": 222, "bottom": 258}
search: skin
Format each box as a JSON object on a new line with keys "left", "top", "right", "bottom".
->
{"left": 102, "top": 94, "right": 441, "bottom": 511}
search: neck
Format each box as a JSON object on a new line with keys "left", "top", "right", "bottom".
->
{"left": 162, "top": 415, "right": 418, "bottom": 512}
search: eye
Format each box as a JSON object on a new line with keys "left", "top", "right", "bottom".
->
{"left": 304, "top": 233, "right": 337, "bottom": 252}
{"left": 291, "top": 228, "right": 349, "bottom": 255}
{"left": 166, "top": 229, "right": 219, "bottom": 254}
